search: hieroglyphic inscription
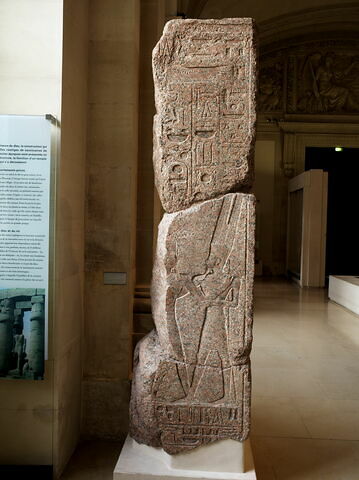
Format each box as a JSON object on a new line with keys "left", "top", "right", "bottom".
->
{"left": 153, "top": 19, "right": 257, "bottom": 213}
{"left": 155, "top": 403, "right": 245, "bottom": 451}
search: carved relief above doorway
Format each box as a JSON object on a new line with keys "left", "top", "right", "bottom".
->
{"left": 258, "top": 39, "right": 359, "bottom": 115}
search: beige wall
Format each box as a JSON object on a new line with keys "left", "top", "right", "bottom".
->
{"left": 253, "top": 140, "right": 275, "bottom": 275}
{"left": 253, "top": 131, "right": 288, "bottom": 276}
{"left": 0, "top": 1, "right": 89, "bottom": 476}
{"left": 0, "top": 0, "right": 63, "bottom": 467}
{"left": 0, "top": 0, "right": 63, "bottom": 117}
{"left": 53, "top": 0, "right": 89, "bottom": 476}
{"left": 136, "top": 0, "right": 165, "bottom": 288}
{"left": 83, "top": 0, "right": 140, "bottom": 440}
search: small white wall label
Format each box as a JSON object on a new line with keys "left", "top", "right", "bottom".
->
{"left": 103, "top": 272, "right": 127, "bottom": 285}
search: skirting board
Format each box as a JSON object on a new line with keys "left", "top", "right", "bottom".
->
{"left": 329, "top": 276, "right": 359, "bottom": 315}
{"left": 114, "top": 435, "right": 257, "bottom": 480}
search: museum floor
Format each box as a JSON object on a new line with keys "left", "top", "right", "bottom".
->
{"left": 60, "top": 278, "right": 359, "bottom": 479}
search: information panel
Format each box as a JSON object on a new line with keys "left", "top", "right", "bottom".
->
{"left": 0, "top": 115, "right": 53, "bottom": 380}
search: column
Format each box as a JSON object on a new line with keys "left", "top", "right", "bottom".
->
{"left": 28, "top": 295, "right": 45, "bottom": 380}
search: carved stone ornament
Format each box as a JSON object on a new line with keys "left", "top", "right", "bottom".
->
{"left": 258, "top": 58, "right": 284, "bottom": 112}
{"left": 152, "top": 18, "right": 257, "bottom": 213}
{"left": 129, "top": 19, "right": 257, "bottom": 455}
{"left": 258, "top": 39, "right": 359, "bottom": 114}
{"left": 295, "top": 52, "right": 359, "bottom": 114}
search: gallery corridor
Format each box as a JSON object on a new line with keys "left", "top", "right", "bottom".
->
{"left": 61, "top": 279, "right": 359, "bottom": 479}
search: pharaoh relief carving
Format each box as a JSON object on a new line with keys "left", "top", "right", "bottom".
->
{"left": 130, "top": 193, "right": 255, "bottom": 454}
{"left": 153, "top": 194, "right": 254, "bottom": 401}
{"left": 152, "top": 19, "right": 257, "bottom": 213}
{"left": 258, "top": 39, "right": 359, "bottom": 115}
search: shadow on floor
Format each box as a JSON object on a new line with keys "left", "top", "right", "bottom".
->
{"left": 60, "top": 440, "right": 123, "bottom": 480}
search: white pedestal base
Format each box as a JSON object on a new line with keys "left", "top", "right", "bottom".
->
{"left": 329, "top": 275, "right": 359, "bottom": 315}
{"left": 114, "top": 435, "right": 256, "bottom": 480}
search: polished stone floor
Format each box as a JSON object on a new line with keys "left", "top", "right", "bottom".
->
{"left": 251, "top": 278, "right": 359, "bottom": 479}
{"left": 61, "top": 278, "right": 359, "bottom": 479}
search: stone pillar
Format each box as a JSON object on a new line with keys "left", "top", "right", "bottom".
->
{"left": 0, "top": 298, "right": 15, "bottom": 376}
{"left": 129, "top": 19, "right": 257, "bottom": 455}
{"left": 136, "top": 0, "right": 166, "bottom": 288}
{"left": 83, "top": 0, "right": 140, "bottom": 440}
{"left": 13, "top": 309, "right": 24, "bottom": 333}
{"left": 28, "top": 295, "right": 45, "bottom": 380}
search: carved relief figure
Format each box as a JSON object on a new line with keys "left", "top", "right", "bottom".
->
{"left": 298, "top": 53, "right": 359, "bottom": 113}
{"left": 258, "top": 62, "right": 283, "bottom": 111}
{"left": 153, "top": 195, "right": 252, "bottom": 406}
{"left": 131, "top": 193, "right": 255, "bottom": 453}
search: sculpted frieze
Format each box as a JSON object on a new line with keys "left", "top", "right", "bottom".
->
{"left": 259, "top": 39, "right": 359, "bottom": 115}
{"left": 296, "top": 52, "right": 359, "bottom": 113}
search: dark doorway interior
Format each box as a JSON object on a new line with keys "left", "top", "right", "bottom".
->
{"left": 305, "top": 147, "right": 359, "bottom": 277}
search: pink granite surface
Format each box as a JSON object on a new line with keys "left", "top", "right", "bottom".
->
{"left": 129, "top": 18, "right": 257, "bottom": 455}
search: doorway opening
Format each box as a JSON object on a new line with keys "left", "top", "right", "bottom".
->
{"left": 305, "top": 147, "right": 359, "bottom": 278}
